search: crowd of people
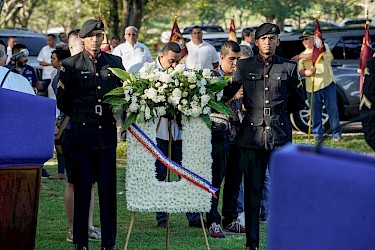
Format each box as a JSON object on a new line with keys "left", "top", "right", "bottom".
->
{"left": 2, "top": 17, "right": 374, "bottom": 250}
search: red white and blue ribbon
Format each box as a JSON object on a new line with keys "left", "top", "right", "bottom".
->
{"left": 128, "top": 123, "right": 218, "bottom": 198}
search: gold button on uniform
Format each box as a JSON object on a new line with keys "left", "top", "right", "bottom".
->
{"left": 265, "top": 87, "right": 269, "bottom": 91}
{"left": 265, "top": 75, "right": 269, "bottom": 78}
{"left": 97, "top": 86, "right": 101, "bottom": 89}
{"left": 266, "top": 126, "right": 270, "bottom": 130}
{"left": 99, "top": 126, "right": 102, "bottom": 129}
{"left": 98, "top": 99, "right": 102, "bottom": 103}
{"left": 265, "top": 100, "right": 270, "bottom": 104}
{"left": 95, "top": 73, "right": 99, "bottom": 76}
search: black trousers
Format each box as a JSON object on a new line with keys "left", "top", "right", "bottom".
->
{"left": 240, "top": 148, "right": 271, "bottom": 248}
{"left": 71, "top": 147, "right": 117, "bottom": 249}
{"left": 206, "top": 134, "right": 229, "bottom": 225}
{"left": 222, "top": 142, "right": 242, "bottom": 226}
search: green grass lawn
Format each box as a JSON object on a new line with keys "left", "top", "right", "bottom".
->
{"left": 35, "top": 133, "right": 374, "bottom": 250}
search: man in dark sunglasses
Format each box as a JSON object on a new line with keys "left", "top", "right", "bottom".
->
{"left": 6, "top": 43, "right": 42, "bottom": 93}
{"left": 0, "top": 39, "right": 34, "bottom": 94}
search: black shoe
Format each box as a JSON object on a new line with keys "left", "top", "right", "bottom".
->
{"left": 74, "top": 244, "right": 88, "bottom": 250}
{"left": 157, "top": 220, "right": 168, "bottom": 228}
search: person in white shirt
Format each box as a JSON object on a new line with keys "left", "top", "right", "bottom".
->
{"left": 6, "top": 36, "right": 17, "bottom": 64}
{"left": 112, "top": 26, "right": 153, "bottom": 72}
{"left": 37, "top": 34, "right": 57, "bottom": 95}
{"left": 0, "top": 39, "right": 34, "bottom": 95}
{"left": 185, "top": 26, "right": 220, "bottom": 70}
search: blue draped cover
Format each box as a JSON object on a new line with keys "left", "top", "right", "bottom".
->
{"left": 268, "top": 143, "right": 375, "bottom": 249}
{"left": 0, "top": 88, "right": 56, "bottom": 167}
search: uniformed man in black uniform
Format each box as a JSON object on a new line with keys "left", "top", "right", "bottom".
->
{"left": 57, "top": 18, "right": 124, "bottom": 250}
{"left": 361, "top": 58, "right": 375, "bottom": 151}
{"left": 223, "top": 23, "right": 305, "bottom": 250}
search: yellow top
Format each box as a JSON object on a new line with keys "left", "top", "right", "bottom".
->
{"left": 298, "top": 43, "right": 335, "bottom": 93}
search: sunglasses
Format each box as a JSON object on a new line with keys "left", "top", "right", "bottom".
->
{"left": 86, "top": 32, "right": 104, "bottom": 39}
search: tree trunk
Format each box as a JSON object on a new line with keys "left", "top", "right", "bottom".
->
{"left": 120, "top": 0, "right": 132, "bottom": 40}
{"left": 131, "top": 0, "right": 144, "bottom": 31}
{"left": 109, "top": 0, "right": 120, "bottom": 39}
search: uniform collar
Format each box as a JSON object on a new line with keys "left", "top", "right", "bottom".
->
{"left": 83, "top": 50, "right": 102, "bottom": 62}
{"left": 257, "top": 53, "right": 276, "bottom": 64}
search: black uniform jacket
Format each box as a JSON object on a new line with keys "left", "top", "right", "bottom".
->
{"left": 57, "top": 50, "right": 124, "bottom": 150}
{"left": 223, "top": 54, "right": 305, "bottom": 150}
{"left": 361, "top": 58, "right": 375, "bottom": 151}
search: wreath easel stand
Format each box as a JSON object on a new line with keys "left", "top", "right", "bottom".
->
{"left": 124, "top": 119, "right": 210, "bottom": 250}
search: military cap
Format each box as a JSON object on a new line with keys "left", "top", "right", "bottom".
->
{"left": 79, "top": 18, "right": 104, "bottom": 38}
{"left": 299, "top": 30, "right": 314, "bottom": 40}
{"left": 255, "top": 23, "right": 280, "bottom": 39}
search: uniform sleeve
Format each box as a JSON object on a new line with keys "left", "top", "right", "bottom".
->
{"left": 113, "top": 56, "right": 125, "bottom": 87}
{"left": 287, "top": 62, "right": 306, "bottom": 114}
{"left": 222, "top": 60, "right": 243, "bottom": 102}
{"left": 56, "top": 62, "right": 74, "bottom": 116}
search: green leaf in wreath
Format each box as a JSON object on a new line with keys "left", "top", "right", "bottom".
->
{"left": 200, "top": 114, "right": 212, "bottom": 129}
{"left": 121, "top": 112, "right": 137, "bottom": 131}
{"left": 104, "top": 87, "right": 124, "bottom": 96}
{"left": 208, "top": 100, "right": 233, "bottom": 116}
{"left": 103, "top": 96, "right": 127, "bottom": 106}
{"left": 207, "top": 76, "right": 230, "bottom": 92}
{"left": 109, "top": 68, "right": 130, "bottom": 81}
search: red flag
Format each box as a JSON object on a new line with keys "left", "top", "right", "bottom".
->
{"left": 312, "top": 19, "right": 326, "bottom": 67}
{"left": 101, "top": 30, "right": 111, "bottom": 53}
{"left": 228, "top": 17, "right": 237, "bottom": 42}
{"left": 169, "top": 17, "right": 188, "bottom": 59}
{"left": 358, "top": 23, "right": 372, "bottom": 94}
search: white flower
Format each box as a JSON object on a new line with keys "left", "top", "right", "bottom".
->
{"left": 144, "top": 88, "right": 158, "bottom": 101}
{"left": 199, "top": 86, "right": 206, "bottom": 95}
{"left": 124, "top": 90, "right": 131, "bottom": 102}
{"left": 168, "top": 96, "right": 180, "bottom": 106}
{"left": 202, "top": 69, "right": 211, "bottom": 78}
{"left": 203, "top": 106, "right": 211, "bottom": 114}
{"left": 201, "top": 94, "right": 211, "bottom": 107}
{"left": 145, "top": 106, "right": 151, "bottom": 120}
{"left": 216, "top": 90, "right": 223, "bottom": 101}
{"left": 174, "top": 79, "right": 180, "bottom": 86}
{"left": 190, "top": 100, "right": 199, "bottom": 108}
{"left": 155, "top": 106, "right": 166, "bottom": 116}
{"left": 128, "top": 102, "right": 139, "bottom": 112}
{"left": 200, "top": 78, "right": 207, "bottom": 86}
{"left": 160, "top": 73, "right": 173, "bottom": 83}
{"left": 191, "top": 106, "right": 202, "bottom": 117}
{"left": 181, "top": 99, "right": 188, "bottom": 105}
{"left": 172, "top": 88, "right": 182, "bottom": 98}
{"left": 174, "top": 64, "right": 185, "bottom": 72}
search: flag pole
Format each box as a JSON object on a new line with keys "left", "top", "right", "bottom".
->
{"left": 308, "top": 11, "right": 321, "bottom": 141}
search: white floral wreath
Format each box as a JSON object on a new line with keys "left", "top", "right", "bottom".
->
{"left": 126, "top": 116, "right": 212, "bottom": 213}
